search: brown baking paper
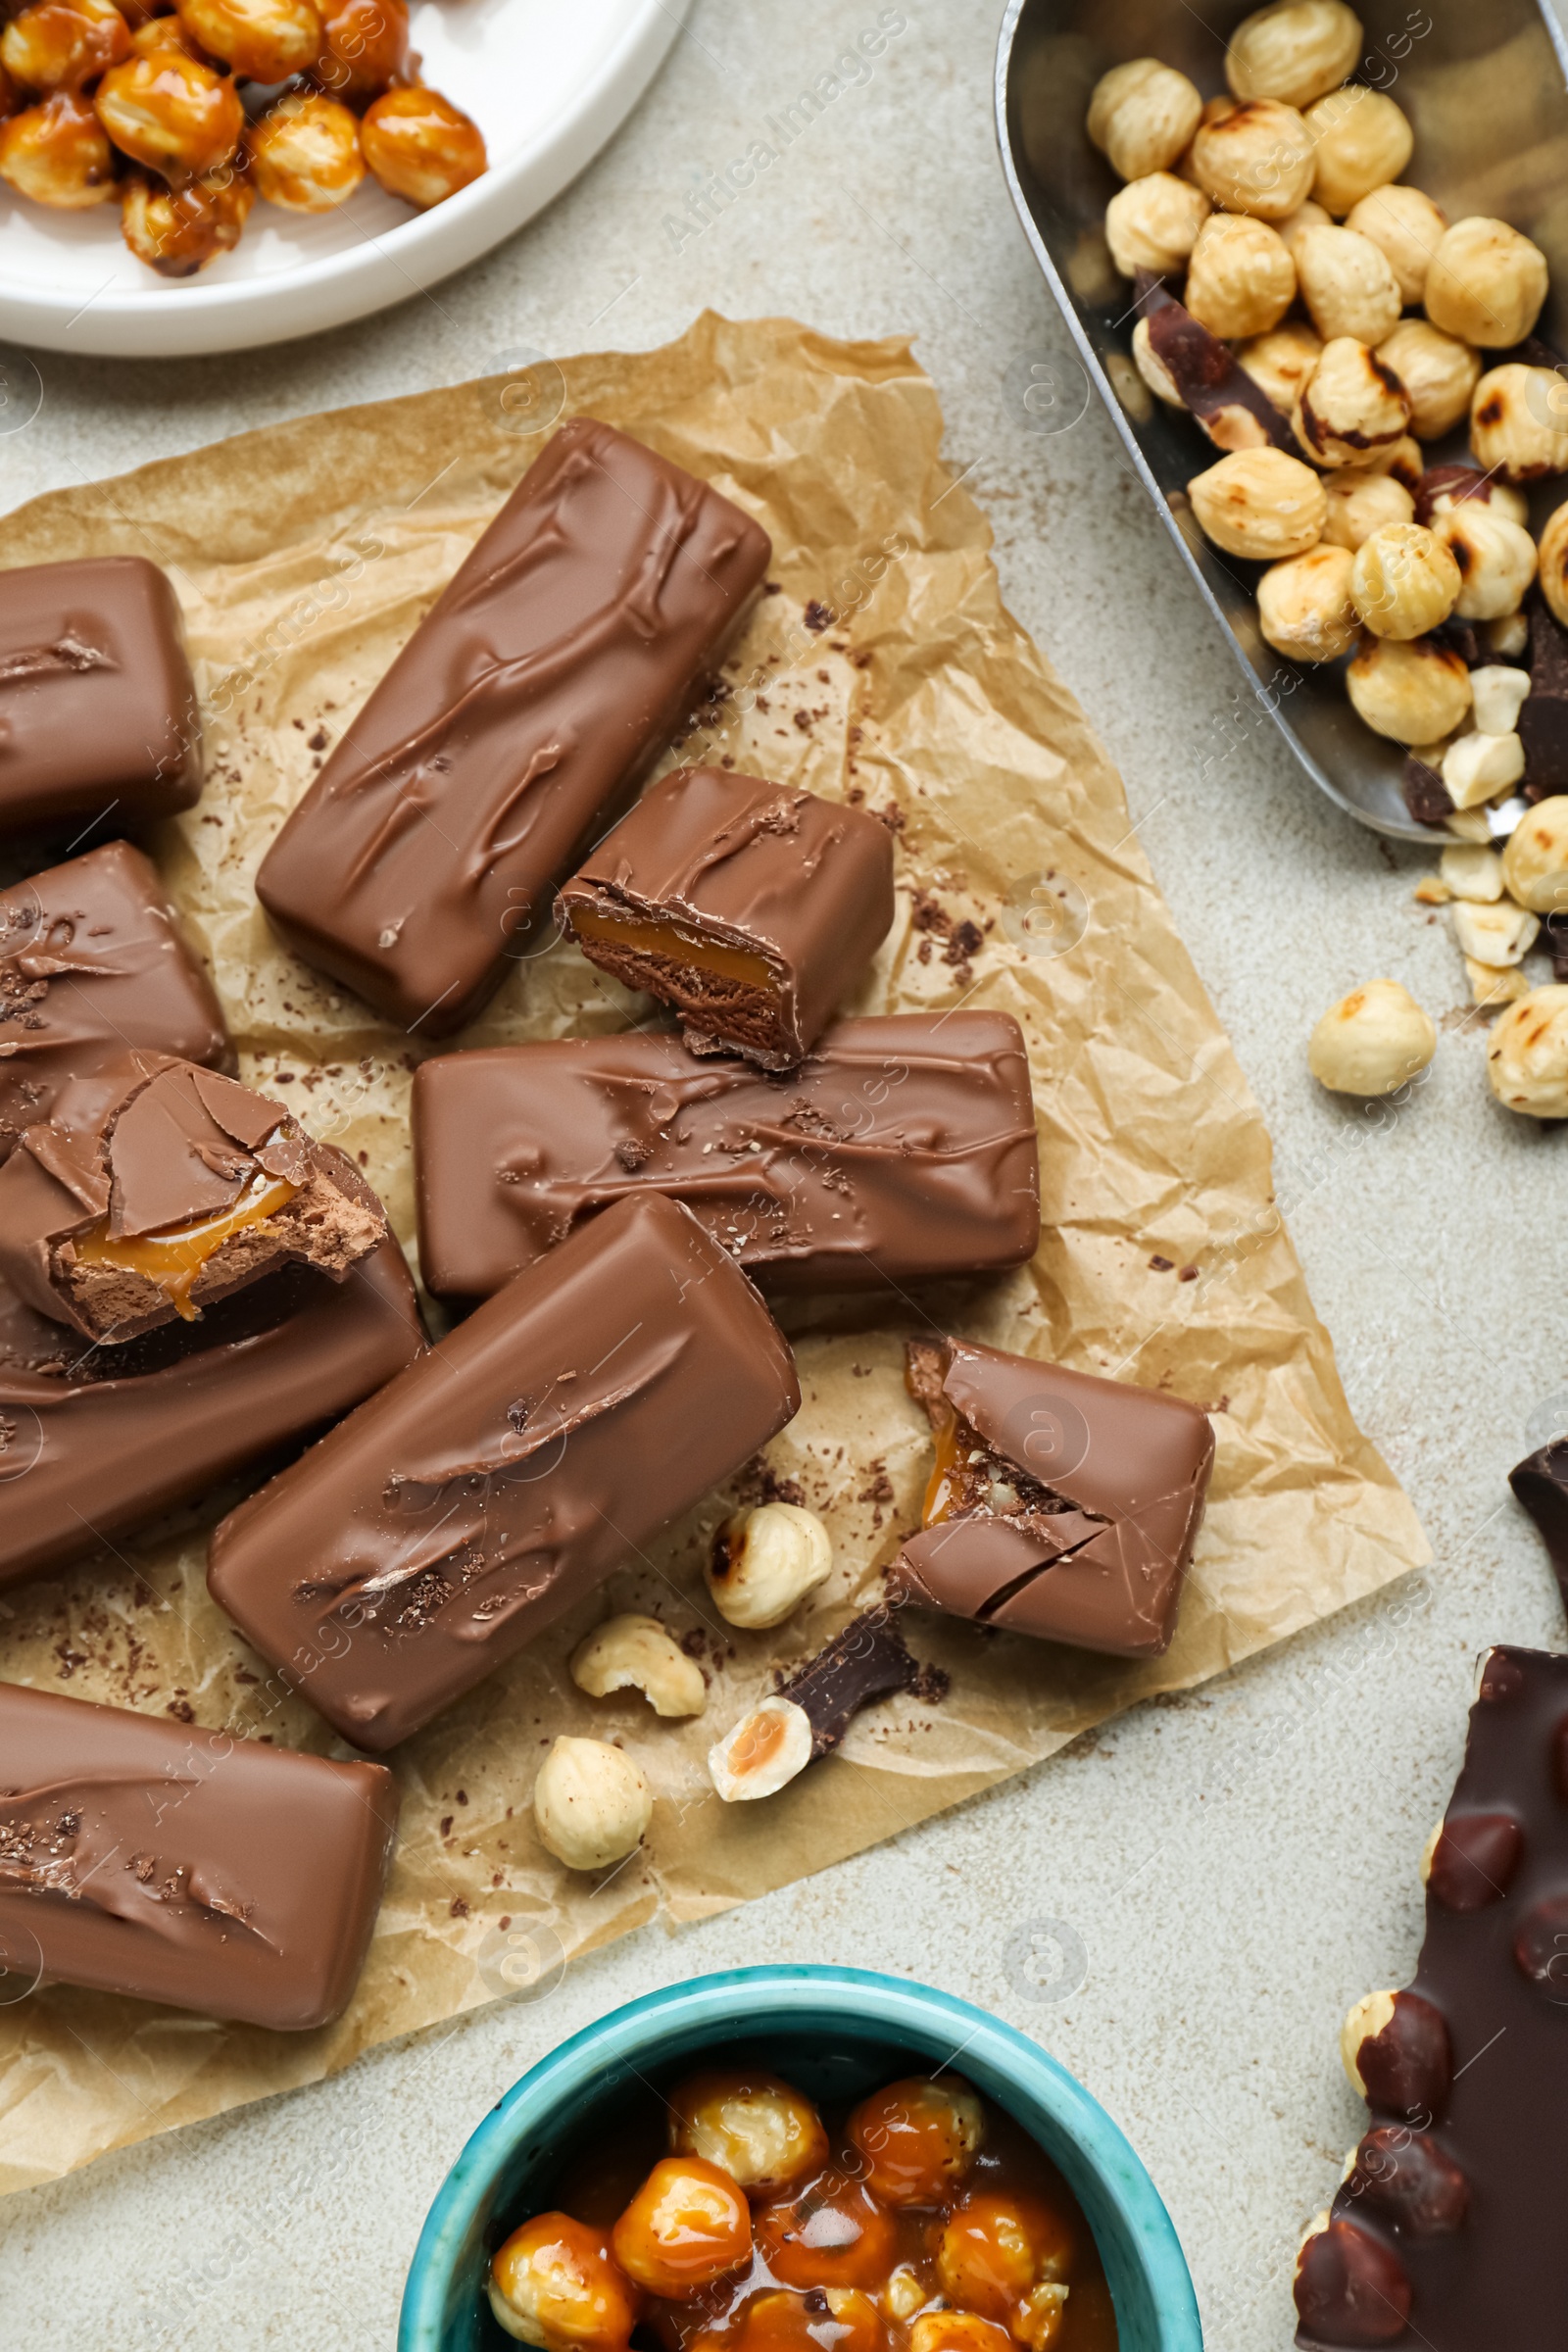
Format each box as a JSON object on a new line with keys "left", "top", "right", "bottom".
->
{"left": 0, "top": 314, "right": 1429, "bottom": 2194}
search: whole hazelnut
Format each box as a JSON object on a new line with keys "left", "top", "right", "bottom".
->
{"left": 1103, "top": 171, "right": 1209, "bottom": 276}
{"left": 1487, "top": 984, "right": 1568, "bottom": 1117}
{"left": 1183, "top": 210, "right": 1297, "bottom": 338}
{"left": 1188, "top": 444, "right": 1328, "bottom": 558}
{"left": 1226, "top": 0, "right": 1361, "bottom": 107}
{"left": 1276, "top": 194, "right": 1333, "bottom": 256}
{"left": 1257, "top": 543, "right": 1358, "bottom": 660}
{"left": 1344, "top": 182, "right": 1448, "bottom": 305}
{"left": 1293, "top": 334, "right": 1410, "bottom": 466}
{"left": 1538, "top": 500, "right": 1568, "bottom": 629}
{"left": 708, "top": 1500, "right": 833, "bottom": 1628}
{"left": 1433, "top": 504, "right": 1538, "bottom": 621}
{"left": 1236, "top": 319, "right": 1322, "bottom": 415}
{"left": 1365, "top": 433, "right": 1423, "bottom": 492}
{"left": 1321, "top": 466, "right": 1414, "bottom": 550}
{"left": 1469, "top": 363, "right": 1568, "bottom": 483}
{"left": 1502, "top": 795, "right": 1568, "bottom": 914}
{"left": 533, "top": 1736, "right": 653, "bottom": 1873}
{"left": 1350, "top": 521, "right": 1460, "bottom": 640}
{"left": 1414, "top": 464, "right": 1529, "bottom": 529}
{"left": 1087, "top": 59, "right": 1203, "bottom": 182}
{"left": 1304, "top": 86, "right": 1413, "bottom": 216}
{"left": 1192, "top": 95, "right": 1314, "bottom": 220}
{"left": 1376, "top": 319, "right": 1480, "bottom": 440}
{"left": 1347, "top": 633, "right": 1472, "bottom": 743}
{"left": 1308, "top": 978, "right": 1436, "bottom": 1097}
{"left": 1131, "top": 317, "right": 1184, "bottom": 407}
{"left": 1294, "top": 221, "right": 1402, "bottom": 344}
{"left": 1425, "top": 217, "right": 1548, "bottom": 348}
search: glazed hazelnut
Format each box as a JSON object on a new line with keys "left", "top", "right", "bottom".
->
{"left": 1131, "top": 317, "right": 1183, "bottom": 408}
{"left": 128, "top": 15, "right": 214, "bottom": 61}
{"left": 1294, "top": 333, "right": 1409, "bottom": 467}
{"left": 1425, "top": 216, "right": 1548, "bottom": 348}
{"left": 176, "top": 0, "right": 322, "bottom": 83}
{"left": 247, "top": 89, "right": 362, "bottom": 212}
{"left": 1441, "top": 729, "right": 1526, "bottom": 810}
{"left": 569, "top": 1614, "right": 707, "bottom": 1719}
{"left": 1257, "top": 544, "right": 1358, "bottom": 661}
{"left": 1102, "top": 171, "right": 1208, "bottom": 277}
{"left": 1415, "top": 464, "right": 1529, "bottom": 530}
{"left": 1086, "top": 58, "right": 1202, "bottom": 182}
{"left": 708, "top": 1696, "right": 813, "bottom": 1802}
{"left": 1236, "top": 319, "right": 1321, "bottom": 415}
{"left": 909, "top": 2319, "right": 1015, "bottom": 2352}
{"left": 0, "top": 88, "right": 113, "bottom": 204}
{"left": 1468, "top": 664, "right": 1531, "bottom": 738}
{"left": 1374, "top": 320, "right": 1479, "bottom": 441}
{"left": 1350, "top": 522, "right": 1460, "bottom": 641}
{"left": 1188, "top": 445, "right": 1326, "bottom": 559}
{"left": 1226, "top": 0, "right": 1361, "bottom": 107}
{"left": 1321, "top": 466, "right": 1413, "bottom": 551}
{"left": 360, "top": 82, "right": 485, "bottom": 207}
{"left": 1307, "top": 980, "right": 1436, "bottom": 1097}
{"left": 1183, "top": 211, "right": 1296, "bottom": 340}
{"left": 757, "top": 2175, "right": 899, "bottom": 2291}
{"left": 95, "top": 51, "right": 242, "bottom": 182}
{"left": 532, "top": 1736, "right": 652, "bottom": 1873}
{"left": 1469, "top": 363, "right": 1568, "bottom": 483}
{"left": 1451, "top": 895, "right": 1537, "bottom": 963}
{"left": 1433, "top": 505, "right": 1537, "bottom": 622}
{"left": 1293, "top": 221, "right": 1401, "bottom": 345}
{"left": 612, "top": 2156, "right": 752, "bottom": 2296}
{"left": 1502, "top": 795, "right": 1568, "bottom": 913}
{"left": 1275, "top": 193, "right": 1331, "bottom": 256}
{"left": 121, "top": 159, "right": 252, "bottom": 271}
{"left": 848, "top": 2075, "right": 984, "bottom": 2205}
{"left": 1346, "top": 634, "right": 1471, "bottom": 743}
{"left": 312, "top": 0, "right": 408, "bottom": 101}
{"left": 936, "top": 2191, "right": 1072, "bottom": 2329}
{"left": 1191, "top": 95, "right": 1314, "bottom": 220}
{"left": 1304, "top": 86, "right": 1413, "bottom": 216}
{"left": 1488, "top": 985, "right": 1568, "bottom": 1116}
{"left": 1344, "top": 183, "right": 1448, "bottom": 305}
{"left": 667, "top": 2069, "right": 828, "bottom": 2195}
{"left": 1, "top": 0, "right": 128, "bottom": 94}
{"left": 489, "top": 2214, "right": 641, "bottom": 2352}
{"left": 708, "top": 1500, "right": 832, "bottom": 1629}
{"left": 1538, "top": 500, "right": 1568, "bottom": 629}
{"left": 739, "top": 2290, "right": 883, "bottom": 2352}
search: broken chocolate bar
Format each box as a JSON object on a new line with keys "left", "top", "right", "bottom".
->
{"left": 0, "top": 557, "right": 204, "bottom": 835}
{"left": 887, "top": 1337, "right": 1214, "bottom": 1658}
{"left": 0, "top": 1681, "right": 397, "bottom": 2029}
{"left": 0, "top": 842, "right": 228, "bottom": 1163}
{"left": 1519, "top": 600, "right": 1568, "bottom": 799}
{"left": 0, "top": 1054, "right": 388, "bottom": 1343}
{"left": 559, "top": 766, "right": 895, "bottom": 1067}
{"left": 708, "top": 1606, "right": 924, "bottom": 1800}
{"left": 1401, "top": 752, "right": 1454, "bottom": 829}
{"left": 207, "top": 1192, "right": 801, "bottom": 1752}
{"left": 1508, "top": 1435, "right": 1568, "bottom": 1613}
{"left": 1296, "top": 1647, "right": 1568, "bottom": 2348}
{"left": 0, "top": 1241, "right": 422, "bottom": 1593}
{"left": 256, "top": 420, "right": 770, "bottom": 1035}
{"left": 1139, "top": 279, "right": 1301, "bottom": 454}
{"left": 412, "top": 1012, "right": 1040, "bottom": 1302}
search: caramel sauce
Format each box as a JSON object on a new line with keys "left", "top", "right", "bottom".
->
{"left": 73, "top": 1171, "right": 297, "bottom": 1320}
{"left": 921, "top": 1410, "right": 963, "bottom": 1528}
{"left": 571, "top": 905, "right": 779, "bottom": 995}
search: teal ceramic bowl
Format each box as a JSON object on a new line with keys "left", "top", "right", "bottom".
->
{"left": 399, "top": 1965, "right": 1199, "bottom": 2352}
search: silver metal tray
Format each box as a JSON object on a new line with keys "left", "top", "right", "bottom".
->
{"left": 996, "top": 0, "right": 1568, "bottom": 841}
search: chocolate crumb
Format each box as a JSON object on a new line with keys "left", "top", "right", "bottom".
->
{"left": 450, "top": 1897, "right": 468, "bottom": 1918}
{"left": 803, "top": 601, "right": 834, "bottom": 633}
{"left": 1149, "top": 1254, "right": 1174, "bottom": 1272}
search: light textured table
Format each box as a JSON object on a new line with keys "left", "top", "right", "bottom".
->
{"left": 1, "top": 5, "right": 1561, "bottom": 2343}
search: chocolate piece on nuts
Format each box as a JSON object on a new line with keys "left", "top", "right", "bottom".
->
{"left": 1145, "top": 293, "right": 1303, "bottom": 451}
{"left": 1425, "top": 1811, "right": 1523, "bottom": 1910}
{"left": 1293, "top": 2217, "right": 1411, "bottom": 2344}
{"left": 774, "top": 1605, "right": 922, "bottom": 1756}
{"left": 1520, "top": 596, "right": 1568, "bottom": 791}
{"left": 1413, "top": 465, "right": 1529, "bottom": 530}
{"left": 1343, "top": 2129, "right": 1468, "bottom": 2235}
{"left": 1343, "top": 1986, "right": 1451, "bottom": 2116}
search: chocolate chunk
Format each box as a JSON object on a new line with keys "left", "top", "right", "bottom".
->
{"left": 207, "top": 1193, "right": 801, "bottom": 1751}
{"left": 559, "top": 767, "right": 895, "bottom": 1068}
{"left": 775, "top": 1605, "right": 920, "bottom": 1755}
{"left": 256, "top": 420, "right": 770, "bottom": 1035}
{"left": 1401, "top": 752, "right": 1454, "bottom": 828}
{"left": 0, "top": 558, "right": 204, "bottom": 836}
{"left": 412, "top": 1012, "right": 1040, "bottom": 1302}
{"left": 1433, "top": 617, "right": 1482, "bottom": 670}
{"left": 1519, "top": 600, "right": 1568, "bottom": 798}
{"left": 1145, "top": 292, "right": 1302, "bottom": 454}
{"left": 888, "top": 1337, "right": 1213, "bottom": 1659}
{"left": 0, "top": 1681, "right": 396, "bottom": 2029}
{"left": 0, "top": 842, "right": 227, "bottom": 1163}
{"left": 1509, "top": 1434, "right": 1568, "bottom": 1609}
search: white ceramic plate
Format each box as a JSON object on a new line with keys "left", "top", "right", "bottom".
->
{"left": 0, "top": 0, "right": 689, "bottom": 360}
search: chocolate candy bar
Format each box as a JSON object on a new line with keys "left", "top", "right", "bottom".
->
{"left": 0, "top": 1054, "right": 388, "bottom": 1343}
{"left": 208, "top": 1192, "right": 801, "bottom": 1751}
{"left": 256, "top": 421, "right": 770, "bottom": 1035}
{"left": 558, "top": 766, "right": 895, "bottom": 1067}
{"left": 1, "top": 841, "right": 227, "bottom": 1163}
{"left": 1296, "top": 1647, "right": 1568, "bottom": 2348}
{"left": 412, "top": 1012, "right": 1040, "bottom": 1303}
{"left": 1508, "top": 1435, "right": 1568, "bottom": 1611}
{"left": 0, "top": 1681, "right": 397, "bottom": 2029}
{"left": 708, "top": 1605, "right": 924, "bottom": 1800}
{"left": 0, "top": 1242, "right": 423, "bottom": 1592}
{"left": 0, "top": 557, "right": 204, "bottom": 834}
{"left": 1519, "top": 600, "right": 1568, "bottom": 798}
{"left": 888, "top": 1337, "right": 1214, "bottom": 1658}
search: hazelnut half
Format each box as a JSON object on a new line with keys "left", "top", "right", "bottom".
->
{"left": 1376, "top": 320, "right": 1480, "bottom": 440}
{"left": 1451, "top": 895, "right": 1538, "bottom": 964}
{"left": 1184, "top": 210, "right": 1297, "bottom": 339}
{"left": 1191, "top": 95, "right": 1314, "bottom": 220}
{"left": 1350, "top": 522, "right": 1460, "bottom": 641}
{"left": 1321, "top": 465, "right": 1413, "bottom": 551}
{"left": 1425, "top": 216, "right": 1548, "bottom": 348}
{"left": 1103, "top": 171, "right": 1209, "bottom": 277}
{"left": 1226, "top": 0, "right": 1361, "bottom": 108}
{"left": 1087, "top": 58, "right": 1203, "bottom": 182}
{"left": 1487, "top": 985, "right": 1568, "bottom": 1116}
{"left": 1469, "top": 666, "right": 1533, "bottom": 743}
{"left": 533, "top": 1736, "right": 653, "bottom": 1873}
{"left": 1293, "top": 333, "right": 1410, "bottom": 467}
{"left": 1345, "top": 183, "right": 1448, "bottom": 306}
{"left": 1502, "top": 795, "right": 1568, "bottom": 913}
{"left": 1470, "top": 363, "right": 1568, "bottom": 483}
{"left": 1294, "top": 221, "right": 1401, "bottom": 344}
{"left": 1236, "top": 319, "right": 1322, "bottom": 415}
{"left": 569, "top": 1615, "right": 707, "bottom": 1719}
{"left": 708, "top": 1500, "right": 833, "bottom": 1629}
{"left": 1433, "top": 505, "right": 1537, "bottom": 623}
{"left": 1308, "top": 979, "right": 1436, "bottom": 1097}
{"left": 709, "top": 1695, "right": 814, "bottom": 1801}
{"left": 1441, "top": 729, "right": 1527, "bottom": 810}
{"left": 1257, "top": 544, "right": 1358, "bottom": 661}
{"left": 1304, "top": 86, "right": 1413, "bottom": 216}
{"left": 1188, "top": 444, "right": 1327, "bottom": 558}
{"left": 1347, "top": 633, "right": 1472, "bottom": 743}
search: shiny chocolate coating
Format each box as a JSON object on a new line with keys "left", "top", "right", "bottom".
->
{"left": 1508, "top": 1433, "right": 1568, "bottom": 1611}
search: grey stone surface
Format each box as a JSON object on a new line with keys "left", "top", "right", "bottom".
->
{"left": 0, "top": 3, "right": 1560, "bottom": 2345}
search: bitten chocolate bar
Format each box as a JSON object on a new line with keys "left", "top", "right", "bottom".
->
{"left": 1296, "top": 1647, "right": 1568, "bottom": 2349}
{"left": 208, "top": 1192, "right": 801, "bottom": 1751}
{"left": 0, "top": 558, "right": 204, "bottom": 834}
{"left": 0, "top": 1682, "right": 397, "bottom": 2030}
{"left": 412, "top": 1013, "right": 1040, "bottom": 1302}
{"left": 889, "top": 1338, "right": 1214, "bottom": 1657}
{"left": 256, "top": 420, "right": 771, "bottom": 1035}
{"left": 0, "top": 1243, "right": 424, "bottom": 1592}
{"left": 0, "top": 842, "right": 227, "bottom": 1162}
{"left": 559, "top": 766, "right": 895, "bottom": 1067}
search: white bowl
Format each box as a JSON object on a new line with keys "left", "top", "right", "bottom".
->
{"left": 0, "top": 0, "right": 688, "bottom": 359}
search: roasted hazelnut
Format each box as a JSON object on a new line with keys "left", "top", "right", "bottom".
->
{"left": 94, "top": 51, "right": 241, "bottom": 181}
{"left": 612, "top": 2157, "right": 752, "bottom": 2297}
{"left": 1347, "top": 633, "right": 1472, "bottom": 743}
{"left": 247, "top": 88, "right": 362, "bottom": 212}
{"left": 569, "top": 1614, "right": 707, "bottom": 1719}
{"left": 1321, "top": 465, "right": 1413, "bottom": 550}
{"left": 1226, "top": 0, "right": 1361, "bottom": 107}
{"left": 532, "top": 1736, "right": 652, "bottom": 1873}
{"left": 1469, "top": 363, "right": 1568, "bottom": 482}
{"left": 360, "top": 81, "right": 485, "bottom": 206}
{"left": 1433, "top": 505, "right": 1537, "bottom": 622}
{"left": 1308, "top": 979, "right": 1435, "bottom": 1096}
{"left": 1374, "top": 319, "right": 1478, "bottom": 441}
{"left": 1502, "top": 794, "right": 1568, "bottom": 913}
{"left": 1450, "top": 893, "right": 1537, "bottom": 962}
{"left": 757, "top": 2175, "right": 899, "bottom": 2291}
{"left": 1293, "top": 221, "right": 1400, "bottom": 345}
{"left": 1275, "top": 193, "right": 1331, "bottom": 256}
{"left": 312, "top": 0, "right": 407, "bottom": 100}
{"left": 848, "top": 2076, "right": 984, "bottom": 2206}
{"left": 1189, "top": 445, "right": 1327, "bottom": 558}
{"left": 1488, "top": 984, "right": 1568, "bottom": 1116}
{"left": 1350, "top": 522, "right": 1460, "bottom": 641}
{"left": 0, "top": 87, "right": 114, "bottom": 203}
{"left": 1184, "top": 211, "right": 1296, "bottom": 339}
{"left": 121, "top": 158, "right": 251, "bottom": 270}
{"left": 708, "top": 1696, "right": 813, "bottom": 1802}
{"left": 1344, "top": 182, "right": 1447, "bottom": 305}
{"left": 1236, "top": 318, "right": 1321, "bottom": 414}
{"left": 489, "top": 2214, "right": 641, "bottom": 2352}
{"left": 1441, "top": 729, "right": 1526, "bottom": 810}
{"left": 1304, "top": 86, "right": 1413, "bottom": 217}
{"left": 936, "top": 2192, "right": 1072, "bottom": 2330}
{"left": 1425, "top": 216, "right": 1548, "bottom": 348}
{"left": 1294, "top": 333, "right": 1410, "bottom": 467}
{"left": 1191, "top": 95, "right": 1314, "bottom": 220}
{"left": 1415, "top": 463, "right": 1529, "bottom": 529}
{"left": 175, "top": 0, "right": 322, "bottom": 82}
{"left": 1257, "top": 544, "right": 1358, "bottom": 660}
{"left": 1367, "top": 432, "right": 1422, "bottom": 492}
{"left": 1440, "top": 842, "right": 1504, "bottom": 902}
{"left": 708, "top": 1500, "right": 832, "bottom": 1629}
{"left": 1086, "top": 58, "right": 1202, "bottom": 182}
{"left": 668, "top": 2069, "right": 828, "bottom": 2195}
{"left": 1131, "top": 316, "right": 1184, "bottom": 408}
{"left": 1103, "top": 171, "right": 1208, "bottom": 277}
{"left": 1539, "top": 499, "right": 1568, "bottom": 629}
{"left": 1, "top": 0, "right": 128, "bottom": 94}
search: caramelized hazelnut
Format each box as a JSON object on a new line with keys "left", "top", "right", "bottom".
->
{"left": 1191, "top": 94, "right": 1314, "bottom": 220}
{"left": 1304, "top": 86, "right": 1412, "bottom": 217}
{"left": 667, "top": 2069, "right": 828, "bottom": 2197}
{"left": 94, "top": 51, "right": 241, "bottom": 181}
{"left": 128, "top": 14, "right": 214, "bottom": 60}
{"left": 0, "top": 88, "right": 114, "bottom": 204}
{"left": 247, "top": 88, "right": 362, "bottom": 211}
{"left": 121, "top": 156, "right": 251, "bottom": 270}
{"left": 909, "top": 2319, "right": 1015, "bottom": 2352}
{"left": 1, "top": 0, "right": 128, "bottom": 95}
{"left": 756, "top": 2174, "right": 898, "bottom": 2291}
{"left": 612, "top": 2159, "right": 752, "bottom": 2297}
{"left": 312, "top": 0, "right": 407, "bottom": 99}
{"left": 936, "top": 2192, "right": 1072, "bottom": 2331}
{"left": 847, "top": 2076, "right": 984, "bottom": 2206}
{"left": 736, "top": 2290, "right": 883, "bottom": 2352}
{"left": 360, "top": 81, "right": 485, "bottom": 207}
{"left": 175, "top": 0, "right": 322, "bottom": 82}
{"left": 490, "top": 2214, "right": 642, "bottom": 2352}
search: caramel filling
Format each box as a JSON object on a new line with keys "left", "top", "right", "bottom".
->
{"left": 729, "top": 1709, "right": 792, "bottom": 1780}
{"left": 921, "top": 1407, "right": 964, "bottom": 1527}
{"left": 72, "top": 1170, "right": 298, "bottom": 1320}
{"left": 570, "top": 904, "right": 779, "bottom": 995}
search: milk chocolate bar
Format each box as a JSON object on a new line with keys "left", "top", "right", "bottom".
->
{"left": 412, "top": 1013, "right": 1040, "bottom": 1303}
{"left": 0, "top": 841, "right": 227, "bottom": 1162}
{"left": 208, "top": 1192, "right": 801, "bottom": 1751}
{"left": 0, "top": 557, "right": 204, "bottom": 834}
{"left": 0, "top": 1242, "right": 423, "bottom": 1592}
{"left": 888, "top": 1338, "right": 1213, "bottom": 1657}
{"left": 559, "top": 767, "right": 895, "bottom": 1067}
{"left": 1296, "top": 1647, "right": 1568, "bottom": 2348}
{"left": 1508, "top": 1435, "right": 1568, "bottom": 1611}
{"left": 0, "top": 1681, "right": 397, "bottom": 2029}
{"left": 0, "top": 1054, "right": 388, "bottom": 1343}
{"left": 256, "top": 421, "right": 770, "bottom": 1035}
